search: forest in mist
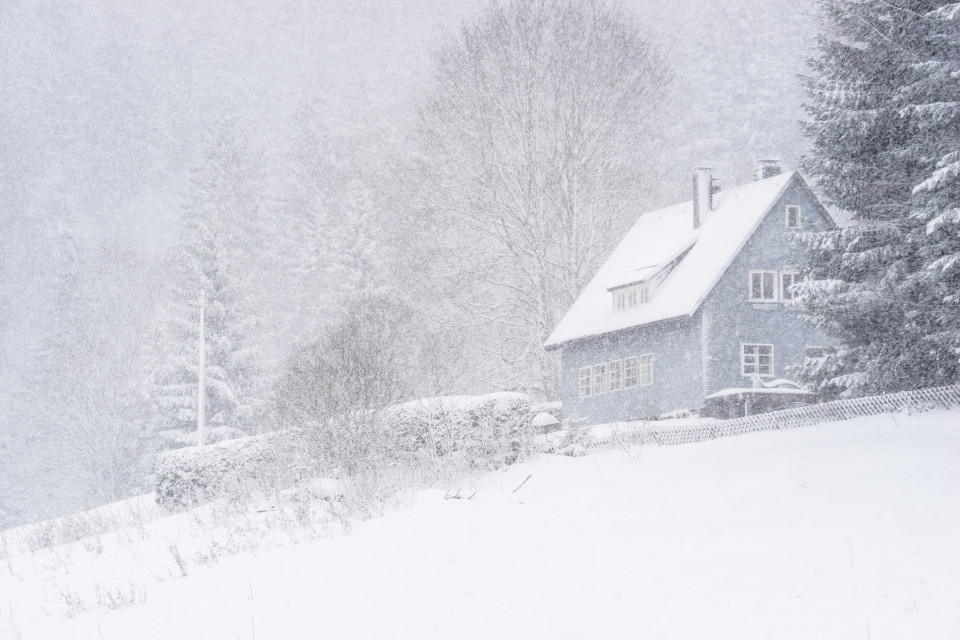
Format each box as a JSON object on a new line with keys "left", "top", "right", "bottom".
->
{"left": 0, "top": 0, "right": 823, "bottom": 525}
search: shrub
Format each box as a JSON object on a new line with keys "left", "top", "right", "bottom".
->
{"left": 388, "top": 393, "right": 533, "bottom": 469}
{"left": 556, "top": 416, "right": 591, "bottom": 457}
{"left": 274, "top": 295, "right": 414, "bottom": 477}
{"left": 154, "top": 434, "right": 288, "bottom": 509}
{"left": 154, "top": 392, "right": 537, "bottom": 511}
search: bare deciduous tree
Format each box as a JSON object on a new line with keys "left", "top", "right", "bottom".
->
{"left": 274, "top": 295, "right": 416, "bottom": 476}
{"left": 17, "top": 232, "right": 156, "bottom": 516}
{"left": 412, "top": 0, "right": 671, "bottom": 397}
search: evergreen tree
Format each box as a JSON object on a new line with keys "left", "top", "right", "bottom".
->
{"left": 797, "top": 0, "right": 960, "bottom": 395}
{"left": 275, "top": 97, "right": 385, "bottom": 346}
{"left": 906, "top": 4, "right": 960, "bottom": 382}
{"left": 151, "top": 113, "right": 270, "bottom": 440}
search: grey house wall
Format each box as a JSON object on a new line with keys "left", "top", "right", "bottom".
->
{"left": 559, "top": 314, "right": 703, "bottom": 425}
{"left": 700, "top": 178, "right": 837, "bottom": 395}
{"left": 556, "top": 175, "right": 837, "bottom": 425}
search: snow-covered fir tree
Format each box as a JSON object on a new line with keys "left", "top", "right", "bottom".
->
{"left": 150, "top": 112, "right": 270, "bottom": 441}
{"left": 796, "top": 0, "right": 960, "bottom": 395}
{"left": 275, "top": 97, "right": 385, "bottom": 345}
{"left": 906, "top": 3, "right": 960, "bottom": 383}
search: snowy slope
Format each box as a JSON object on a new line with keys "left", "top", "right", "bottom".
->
{"left": 5, "top": 409, "right": 960, "bottom": 639}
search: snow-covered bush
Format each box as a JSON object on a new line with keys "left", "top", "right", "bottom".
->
{"left": 388, "top": 393, "right": 534, "bottom": 470}
{"left": 155, "top": 392, "right": 536, "bottom": 512}
{"left": 555, "top": 416, "right": 591, "bottom": 457}
{"left": 154, "top": 434, "right": 287, "bottom": 509}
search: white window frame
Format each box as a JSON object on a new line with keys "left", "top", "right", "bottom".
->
{"left": 612, "top": 282, "right": 650, "bottom": 313}
{"left": 638, "top": 353, "right": 654, "bottom": 386}
{"left": 579, "top": 366, "right": 592, "bottom": 397}
{"left": 780, "top": 271, "right": 800, "bottom": 302}
{"left": 624, "top": 356, "right": 639, "bottom": 388}
{"left": 749, "top": 270, "right": 778, "bottom": 301}
{"left": 608, "top": 359, "right": 623, "bottom": 392}
{"left": 741, "top": 343, "right": 774, "bottom": 377}
{"left": 593, "top": 363, "right": 608, "bottom": 395}
{"left": 637, "top": 283, "right": 649, "bottom": 304}
{"left": 786, "top": 205, "right": 801, "bottom": 229}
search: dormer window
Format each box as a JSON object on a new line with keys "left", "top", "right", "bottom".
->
{"left": 613, "top": 282, "right": 649, "bottom": 313}
{"left": 786, "top": 205, "right": 801, "bottom": 229}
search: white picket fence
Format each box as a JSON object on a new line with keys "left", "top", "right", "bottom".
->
{"left": 568, "top": 384, "right": 960, "bottom": 449}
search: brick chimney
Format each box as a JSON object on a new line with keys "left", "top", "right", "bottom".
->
{"left": 754, "top": 159, "right": 782, "bottom": 181}
{"left": 692, "top": 166, "right": 713, "bottom": 229}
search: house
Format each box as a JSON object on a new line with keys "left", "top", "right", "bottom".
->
{"left": 544, "top": 161, "right": 836, "bottom": 424}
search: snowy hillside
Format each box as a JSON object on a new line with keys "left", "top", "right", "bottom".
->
{"left": 4, "top": 409, "right": 959, "bottom": 639}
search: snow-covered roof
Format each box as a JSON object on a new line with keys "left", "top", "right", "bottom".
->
{"left": 545, "top": 172, "right": 798, "bottom": 348}
{"left": 704, "top": 387, "right": 812, "bottom": 400}
{"left": 605, "top": 264, "right": 661, "bottom": 291}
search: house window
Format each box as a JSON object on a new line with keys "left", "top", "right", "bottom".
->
{"left": 638, "top": 283, "right": 649, "bottom": 304}
{"left": 749, "top": 271, "right": 777, "bottom": 301}
{"left": 579, "top": 366, "right": 592, "bottom": 397}
{"left": 608, "top": 359, "right": 623, "bottom": 391}
{"left": 786, "top": 205, "right": 801, "bottom": 229}
{"left": 614, "top": 290, "right": 626, "bottom": 312}
{"left": 742, "top": 344, "right": 774, "bottom": 376}
{"left": 638, "top": 353, "right": 654, "bottom": 386}
{"left": 624, "top": 356, "right": 638, "bottom": 388}
{"left": 612, "top": 283, "right": 649, "bottom": 313}
{"left": 593, "top": 363, "right": 608, "bottom": 395}
{"left": 781, "top": 271, "right": 800, "bottom": 302}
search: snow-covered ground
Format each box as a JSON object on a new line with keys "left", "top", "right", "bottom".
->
{"left": 4, "top": 409, "right": 959, "bottom": 639}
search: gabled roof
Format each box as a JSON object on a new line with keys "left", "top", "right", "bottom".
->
{"left": 545, "top": 171, "right": 799, "bottom": 348}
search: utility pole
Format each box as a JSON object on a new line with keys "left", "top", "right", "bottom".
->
{"left": 198, "top": 288, "right": 206, "bottom": 447}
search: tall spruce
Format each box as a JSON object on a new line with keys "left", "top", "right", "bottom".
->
{"left": 796, "top": 0, "right": 960, "bottom": 395}
{"left": 275, "top": 98, "right": 385, "bottom": 347}
{"left": 150, "top": 113, "right": 269, "bottom": 440}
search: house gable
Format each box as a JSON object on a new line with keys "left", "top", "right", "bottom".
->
{"left": 551, "top": 167, "right": 837, "bottom": 424}
{"left": 699, "top": 176, "right": 837, "bottom": 396}
{"left": 686, "top": 173, "right": 835, "bottom": 316}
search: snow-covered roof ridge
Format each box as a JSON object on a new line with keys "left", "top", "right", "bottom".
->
{"left": 545, "top": 171, "right": 798, "bottom": 348}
